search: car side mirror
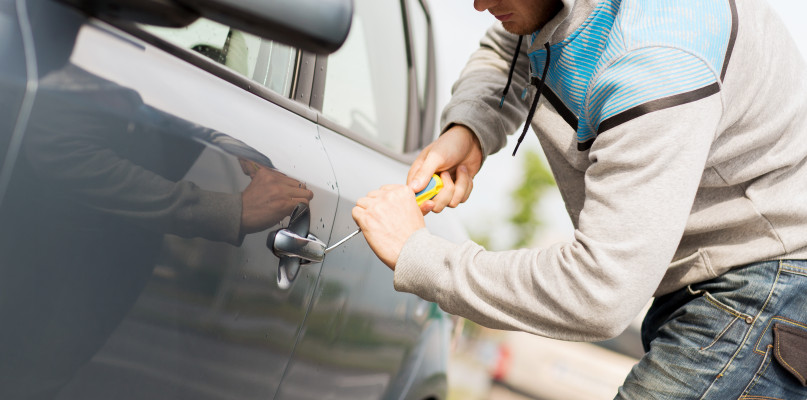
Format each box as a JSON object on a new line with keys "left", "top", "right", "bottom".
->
{"left": 180, "top": 0, "right": 352, "bottom": 54}
{"left": 59, "top": 0, "right": 353, "bottom": 54}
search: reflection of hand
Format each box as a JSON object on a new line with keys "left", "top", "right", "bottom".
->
{"left": 407, "top": 124, "right": 482, "bottom": 214}
{"left": 352, "top": 185, "right": 426, "bottom": 270}
{"left": 241, "top": 166, "right": 313, "bottom": 235}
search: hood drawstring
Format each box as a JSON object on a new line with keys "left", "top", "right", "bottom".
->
{"left": 499, "top": 35, "right": 524, "bottom": 109}
{"left": 505, "top": 42, "right": 551, "bottom": 157}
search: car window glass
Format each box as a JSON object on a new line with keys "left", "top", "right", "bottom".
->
{"left": 409, "top": 0, "right": 429, "bottom": 108}
{"left": 321, "top": 0, "right": 409, "bottom": 153}
{"left": 142, "top": 19, "right": 297, "bottom": 96}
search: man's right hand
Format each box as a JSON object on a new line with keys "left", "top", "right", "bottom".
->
{"left": 407, "top": 124, "right": 483, "bottom": 214}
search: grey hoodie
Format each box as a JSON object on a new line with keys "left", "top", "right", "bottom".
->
{"left": 394, "top": 0, "right": 807, "bottom": 341}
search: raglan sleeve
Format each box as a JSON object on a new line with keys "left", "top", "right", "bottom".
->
{"left": 439, "top": 23, "right": 533, "bottom": 159}
{"left": 394, "top": 48, "right": 724, "bottom": 341}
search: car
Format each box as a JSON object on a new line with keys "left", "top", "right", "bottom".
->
{"left": 0, "top": 0, "right": 466, "bottom": 399}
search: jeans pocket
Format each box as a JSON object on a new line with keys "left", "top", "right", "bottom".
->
{"left": 739, "top": 319, "right": 807, "bottom": 399}
{"left": 686, "top": 284, "right": 754, "bottom": 351}
{"left": 773, "top": 322, "right": 807, "bottom": 387}
{"left": 738, "top": 344, "right": 774, "bottom": 399}
{"left": 738, "top": 262, "right": 807, "bottom": 399}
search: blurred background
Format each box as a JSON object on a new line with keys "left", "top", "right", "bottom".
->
{"left": 426, "top": 1, "right": 807, "bottom": 399}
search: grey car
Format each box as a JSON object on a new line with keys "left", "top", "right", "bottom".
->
{"left": 0, "top": 0, "right": 464, "bottom": 399}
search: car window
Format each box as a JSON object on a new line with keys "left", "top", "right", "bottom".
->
{"left": 142, "top": 19, "right": 297, "bottom": 96}
{"left": 321, "top": 0, "right": 409, "bottom": 153}
{"left": 408, "top": 0, "right": 430, "bottom": 109}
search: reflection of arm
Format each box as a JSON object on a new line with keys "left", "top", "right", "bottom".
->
{"left": 440, "top": 23, "right": 531, "bottom": 159}
{"left": 24, "top": 77, "right": 243, "bottom": 245}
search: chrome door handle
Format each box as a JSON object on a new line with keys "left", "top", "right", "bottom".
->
{"left": 269, "top": 229, "right": 325, "bottom": 263}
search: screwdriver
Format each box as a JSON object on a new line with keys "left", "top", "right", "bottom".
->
{"left": 324, "top": 174, "right": 443, "bottom": 253}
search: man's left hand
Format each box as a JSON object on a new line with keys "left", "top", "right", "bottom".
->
{"left": 352, "top": 185, "right": 426, "bottom": 270}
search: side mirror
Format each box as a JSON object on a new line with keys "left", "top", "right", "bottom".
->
{"left": 179, "top": 0, "right": 353, "bottom": 54}
{"left": 60, "top": 0, "right": 352, "bottom": 54}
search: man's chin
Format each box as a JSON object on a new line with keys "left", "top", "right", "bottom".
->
{"left": 501, "top": 21, "right": 537, "bottom": 36}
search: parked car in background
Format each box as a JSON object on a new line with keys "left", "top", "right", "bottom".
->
{"left": 0, "top": 0, "right": 464, "bottom": 398}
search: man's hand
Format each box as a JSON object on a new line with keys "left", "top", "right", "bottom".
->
{"left": 352, "top": 185, "right": 426, "bottom": 270}
{"left": 408, "top": 124, "right": 483, "bottom": 214}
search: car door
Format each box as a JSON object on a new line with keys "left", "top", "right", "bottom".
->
{"left": 0, "top": 1, "right": 338, "bottom": 398}
{"left": 273, "top": 1, "right": 462, "bottom": 399}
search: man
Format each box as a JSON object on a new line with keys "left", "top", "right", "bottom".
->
{"left": 352, "top": 0, "right": 807, "bottom": 398}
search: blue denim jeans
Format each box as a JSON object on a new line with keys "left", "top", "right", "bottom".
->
{"left": 617, "top": 260, "right": 807, "bottom": 399}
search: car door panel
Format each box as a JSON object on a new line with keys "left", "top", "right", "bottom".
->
{"left": 273, "top": 125, "right": 454, "bottom": 400}
{"left": 273, "top": 0, "right": 460, "bottom": 397}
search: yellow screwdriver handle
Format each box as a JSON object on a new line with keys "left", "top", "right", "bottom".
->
{"left": 414, "top": 174, "right": 443, "bottom": 206}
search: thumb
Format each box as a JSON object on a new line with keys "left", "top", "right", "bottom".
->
{"left": 409, "top": 153, "right": 444, "bottom": 192}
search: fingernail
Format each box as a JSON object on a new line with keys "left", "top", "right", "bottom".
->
{"left": 459, "top": 165, "right": 467, "bottom": 173}
{"left": 410, "top": 179, "right": 421, "bottom": 190}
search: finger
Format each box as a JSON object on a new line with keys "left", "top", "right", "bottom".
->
{"left": 450, "top": 165, "right": 471, "bottom": 208}
{"left": 419, "top": 199, "right": 435, "bottom": 215}
{"left": 356, "top": 195, "right": 376, "bottom": 209}
{"left": 409, "top": 152, "right": 445, "bottom": 192}
{"left": 407, "top": 140, "right": 437, "bottom": 184}
{"left": 264, "top": 170, "right": 302, "bottom": 188}
{"left": 430, "top": 171, "right": 455, "bottom": 213}
{"left": 290, "top": 187, "right": 314, "bottom": 200}
{"left": 351, "top": 206, "right": 366, "bottom": 225}
{"left": 289, "top": 197, "right": 311, "bottom": 208}
{"left": 364, "top": 189, "right": 386, "bottom": 199}
{"left": 281, "top": 176, "right": 307, "bottom": 189}
{"left": 462, "top": 178, "right": 474, "bottom": 203}
{"left": 380, "top": 184, "right": 406, "bottom": 191}
{"left": 288, "top": 180, "right": 307, "bottom": 190}
{"left": 406, "top": 154, "right": 427, "bottom": 188}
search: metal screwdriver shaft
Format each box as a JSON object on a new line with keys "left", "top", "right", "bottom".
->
{"left": 323, "top": 174, "right": 444, "bottom": 254}
{"left": 324, "top": 228, "right": 361, "bottom": 253}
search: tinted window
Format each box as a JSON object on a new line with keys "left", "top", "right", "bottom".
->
{"left": 321, "top": 0, "right": 409, "bottom": 153}
{"left": 143, "top": 19, "right": 297, "bottom": 96}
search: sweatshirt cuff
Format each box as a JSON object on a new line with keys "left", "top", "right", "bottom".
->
{"left": 394, "top": 228, "right": 455, "bottom": 304}
{"left": 190, "top": 190, "right": 244, "bottom": 246}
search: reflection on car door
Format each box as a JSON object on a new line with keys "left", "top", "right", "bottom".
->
{"left": 273, "top": 0, "right": 453, "bottom": 398}
{"left": 0, "top": 4, "right": 338, "bottom": 399}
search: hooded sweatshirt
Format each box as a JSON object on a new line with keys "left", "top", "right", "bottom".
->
{"left": 394, "top": 0, "right": 807, "bottom": 341}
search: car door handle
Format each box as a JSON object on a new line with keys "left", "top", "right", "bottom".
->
{"left": 269, "top": 228, "right": 325, "bottom": 263}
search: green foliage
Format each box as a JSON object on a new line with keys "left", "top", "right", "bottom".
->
{"left": 470, "top": 232, "right": 492, "bottom": 250}
{"left": 509, "top": 149, "right": 555, "bottom": 248}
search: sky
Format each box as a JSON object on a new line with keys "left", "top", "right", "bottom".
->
{"left": 428, "top": 0, "right": 807, "bottom": 249}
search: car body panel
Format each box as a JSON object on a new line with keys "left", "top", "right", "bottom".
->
{"left": 0, "top": 0, "right": 459, "bottom": 399}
